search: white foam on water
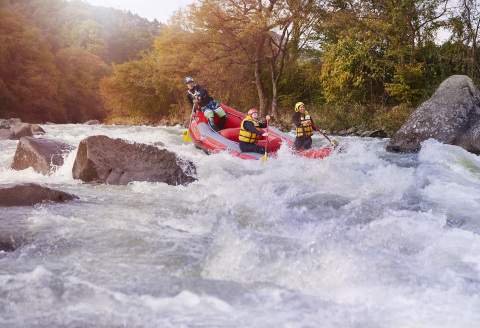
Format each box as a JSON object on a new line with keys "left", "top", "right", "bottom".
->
{"left": 2, "top": 125, "right": 480, "bottom": 327}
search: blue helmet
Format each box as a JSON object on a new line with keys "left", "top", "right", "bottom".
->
{"left": 185, "top": 76, "right": 194, "bottom": 84}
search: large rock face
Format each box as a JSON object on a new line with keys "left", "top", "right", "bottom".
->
{"left": 0, "top": 183, "right": 78, "bottom": 206}
{"left": 11, "top": 137, "right": 75, "bottom": 175}
{"left": 72, "top": 135, "right": 197, "bottom": 185}
{"left": 387, "top": 75, "right": 480, "bottom": 154}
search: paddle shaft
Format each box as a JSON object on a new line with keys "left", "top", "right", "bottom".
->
{"left": 265, "top": 119, "right": 269, "bottom": 153}
{"left": 311, "top": 124, "right": 334, "bottom": 144}
{"left": 187, "top": 102, "right": 196, "bottom": 131}
{"left": 261, "top": 118, "right": 269, "bottom": 162}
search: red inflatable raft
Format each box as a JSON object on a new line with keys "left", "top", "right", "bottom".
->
{"left": 187, "top": 104, "right": 339, "bottom": 160}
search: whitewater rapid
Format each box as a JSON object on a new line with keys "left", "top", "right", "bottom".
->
{"left": 1, "top": 124, "right": 480, "bottom": 327}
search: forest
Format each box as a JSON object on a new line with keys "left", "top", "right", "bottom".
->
{"left": 1, "top": 0, "right": 480, "bottom": 134}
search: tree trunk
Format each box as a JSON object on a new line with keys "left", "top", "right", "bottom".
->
{"left": 271, "top": 79, "right": 278, "bottom": 120}
{"left": 254, "top": 40, "right": 269, "bottom": 117}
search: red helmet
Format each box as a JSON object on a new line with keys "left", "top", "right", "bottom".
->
{"left": 247, "top": 108, "right": 258, "bottom": 116}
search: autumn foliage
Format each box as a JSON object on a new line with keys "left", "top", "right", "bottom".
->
{"left": 0, "top": 0, "right": 161, "bottom": 123}
{"left": 2, "top": 0, "right": 480, "bottom": 134}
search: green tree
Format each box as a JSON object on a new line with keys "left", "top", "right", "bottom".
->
{"left": 56, "top": 48, "right": 110, "bottom": 123}
{"left": 100, "top": 57, "right": 180, "bottom": 123}
{"left": 316, "top": 0, "right": 448, "bottom": 105}
{"left": 446, "top": 0, "right": 480, "bottom": 81}
{"left": 182, "top": 0, "right": 321, "bottom": 118}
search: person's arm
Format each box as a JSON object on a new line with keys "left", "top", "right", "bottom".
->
{"left": 292, "top": 112, "right": 302, "bottom": 127}
{"left": 243, "top": 121, "right": 265, "bottom": 136}
{"left": 186, "top": 92, "right": 194, "bottom": 107}
{"left": 195, "top": 85, "right": 207, "bottom": 99}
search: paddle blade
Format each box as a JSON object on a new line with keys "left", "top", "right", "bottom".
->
{"left": 332, "top": 139, "right": 339, "bottom": 146}
{"left": 261, "top": 152, "right": 268, "bottom": 162}
{"left": 183, "top": 130, "right": 191, "bottom": 142}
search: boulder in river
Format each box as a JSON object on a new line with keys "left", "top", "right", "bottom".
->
{"left": 0, "top": 237, "right": 18, "bottom": 252}
{"left": 387, "top": 75, "right": 480, "bottom": 154}
{"left": 0, "top": 122, "right": 34, "bottom": 140}
{"left": 11, "top": 136, "right": 75, "bottom": 175}
{"left": 31, "top": 124, "right": 46, "bottom": 134}
{"left": 0, "top": 118, "right": 21, "bottom": 128}
{"left": 72, "top": 135, "right": 197, "bottom": 185}
{"left": 0, "top": 183, "right": 78, "bottom": 207}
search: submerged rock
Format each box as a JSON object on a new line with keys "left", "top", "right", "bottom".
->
{"left": 0, "top": 236, "right": 20, "bottom": 252}
{"left": 11, "top": 137, "right": 75, "bottom": 175}
{"left": 0, "top": 183, "right": 78, "bottom": 206}
{"left": 387, "top": 75, "right": 480, "bottom": 154}
{"left": 72, "top": 135, "right": 197, "bottom": 185}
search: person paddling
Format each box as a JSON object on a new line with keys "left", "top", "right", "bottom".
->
{"left": 185, "top": 76, "right": 227, "bottom": 132}
{"left": 292, "top": 102, "right": 315, "bottom": 150}
{"left": 239, "top": 108, "right": 270, "bottom": 154}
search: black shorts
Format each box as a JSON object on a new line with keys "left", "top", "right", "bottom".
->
{"left": 239, "top": 141, "right": 265, "bottom": 154}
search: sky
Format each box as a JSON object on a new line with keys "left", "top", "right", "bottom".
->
{"left": 83, "top": 0, "right": 195, "bottom": 24}
{"left": 82, "top": 0, "right": 452, "bottom": 42}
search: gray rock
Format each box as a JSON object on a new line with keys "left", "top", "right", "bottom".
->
{"left": 11, "top": 122, "right": 34, "bottom": 139}
{"left": 11, "top": 137, "right": 75, "bottom": 175}
{"left": 85, "top": 120, "right": 101, "bottom": 125}
{"left": 346, "top": 127, "right": 358, "bottom": 135}
{"left": 387, "top": 75, "right": 480, "bottom": 154}
{"left": 0, "top": 183, "right": 78, "bottom": 207}
{"left": 370, "top": 130, "right": 387, "bottom": 138}
{"left": 0, "top": 235, "right": 24, "bottom": 252}
{"left": 0, "top": 129, "right": 10, "bottom": 139}
{"left": 0, "top": 122, "right": 33, "bottom": 140}
{"left": 0, "top": 118, "right": 21, "bottom": 129}
{"left": 31, "top": 124, "right": 46, "bottom": 134}
{"left": 0, "top": 237, "right": 17, "bottom": 252}
{"left": 72, "top": 135, "right": 197, "bottom": 185}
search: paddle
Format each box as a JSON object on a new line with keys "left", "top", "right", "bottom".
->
{"left": 261, "top": 118, "right": 269, "bottom": 162}
{"left": 311, "top": 124, "right": 339, "bottom": 146}
{"left": 182, "top": 103, "right": 196, "bottom": 142}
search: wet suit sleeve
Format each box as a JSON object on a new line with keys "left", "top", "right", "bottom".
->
{"left": 292, "top": 112, "right": 302, "bottom": 127}
{"left": 196, "top": 86, "right": 207, "bottom": 98}
{"left": 293, "top": 112, "right": 315, "bottom": 128}
{"left": 194, "top": 84, "right": 214, "bottom": 107}
{"left": 243, "top": 121, "right": 264, "bottom": 136}
{"left": 186, "top": 92, "right": 194, "bottom": 107}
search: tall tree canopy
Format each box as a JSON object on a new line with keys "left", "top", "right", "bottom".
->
{"left": 317, "top": 0, "right": 449, "bottom": 105}
{"left": 3, "top": 0, "right": 480, "bottom": 134}
{"left": 0, "top": 0, "right": 162, "bottom": 122}
{"left": 102, "top": 0, "right": 322, "bottom": 119}
{"left": 188, "top": 0, "right": 322, "bottom": 118}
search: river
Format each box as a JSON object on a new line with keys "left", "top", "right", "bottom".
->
{"left": 1, "top": 124, "right": 480, "bottom": 327}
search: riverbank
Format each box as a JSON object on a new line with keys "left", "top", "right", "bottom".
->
{"left": 101, "top": 103, "right": 409, "bottom": 139}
